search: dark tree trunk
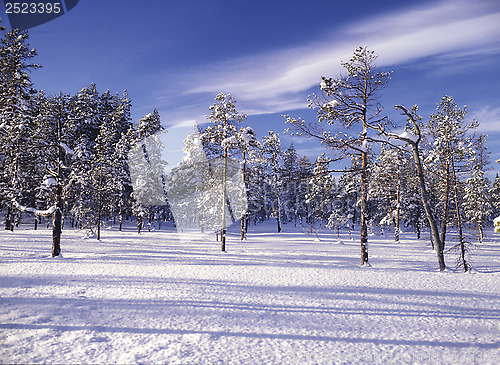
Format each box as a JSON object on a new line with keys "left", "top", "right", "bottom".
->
{"left": 352, "top": 192, "right": 357, "bottom": 230}
{"left": 5, "top": 203, "right": 14, "bottom": 231}
{"left": 440, "top": 165, "right": 450, "bottom": 249}
{"left": 478, "top": 221, "right": 484, "bottom": 244}
{"left": 395, "top": 170, "right": 401, "bottom": 243}
{"left": 451, "top": 159, "right": 468, "bottom": 272}
{"left": 119, "top": 204, "right": 123, "bottom": 232}
{"left": 221, "top": 229, "right": 226, "bottom": 252}
{"left": 52, "top": 186, "right": 62, "bottom": 257}
{"left": 412, "top": 144, "right": 445, "bottom": 270}
{"left": 392, "top": 106, "right": 445, "bottom": 271}
{"left": 137, "top": 216, "right": 142, "bottom": 234}
{"left": 240, "top": 215, "right": 246, "bottom": 240}
{"left": 221, "top": 148, "right": 228, "bottom": 251}
{"left": 360, "top": 150, "right": 369, "bottom": 266}
{"left": 241, "top": 154, "right": 246, "bottom": 240}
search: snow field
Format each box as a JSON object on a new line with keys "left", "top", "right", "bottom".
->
{"left": 1, "top": 222, "right": 499, "bottom": 364}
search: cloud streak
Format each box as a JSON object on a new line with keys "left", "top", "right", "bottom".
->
{"left": 472, "top": 106, "right": 500, "bottom": 133}
{"left": 178, "top": 0, "right": 500, "bottom": 116}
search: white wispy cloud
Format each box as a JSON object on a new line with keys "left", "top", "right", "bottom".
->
{"left": 177, "top": 0, "right": 500, "bottom": 116}
{"left": 472, "top": 106, "right": 500, "bottom": 133}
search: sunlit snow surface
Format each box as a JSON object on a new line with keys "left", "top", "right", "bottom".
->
{"left": 1, "top": 221, "right": 499, "bottom": 364}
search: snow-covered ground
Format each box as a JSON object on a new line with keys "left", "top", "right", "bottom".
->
{"left": 1, "top": 220, "right": 499, "bottom": 364}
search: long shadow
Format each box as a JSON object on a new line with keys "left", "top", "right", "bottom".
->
{"left": 2, "top": 294, "right": 499, "bottom": 321}
{"left": 2, "top": 274, "right": 499, "bottom": 323}
{"left": 2, "top": 274, "right": 499, "bottom": 301}
{"left": 0, "top": 323, "right": 498, "bottom": 350}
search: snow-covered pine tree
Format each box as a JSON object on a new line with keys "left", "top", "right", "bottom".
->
{"left": 202, "top": 93, "right": 246, "bottom": 251}
{"left": 113, "top": 126, "right": 135, "bottom": 231}
{"left": 245, "top": 148, "right": 271, "bottom": 226}
{"left": 130, "top": 110, "right": 164, "bottom": 234}
{"left": 368, "top": 146, "right": 405, "bottom": 241}
{"left": 297, "top": 156, "right": 314, "bottom": 224}
{"left": 285, "top": 46, "right": 391, "bottom": 266}
{"left": 236, "top": 126, "right": 259, "bottom": 239}
{"left": 491, "top": 173, "right": 500, "bottom": 219}
{"left": 166, "top": 128, "right": 211, "bottom": 232}
{"left": 328, "top": 174, "right": 355, "bottom": 240}
{"left": 42, "top": 93, "right": 72, "bottom": 256}
{"left": 424, "top": 96, "right": 477, "bottom": 252}
{"left": 10, "top": 92, "right": 73, "bottom": 256}
{"left": 92, "top": 90, "right": 116, "bottom": 239}
{"left": 463, "top": 135, "right": 493, "bottom": 245}
{"left": 383, "top": 105, "right": 446, "bottom": 270}
{"left": 0, "top": 29, "right": 41, "bottom": 230}
{"left": 64, "top": 84, "right": 101, "bottom": 231}
{"left": 307, "top": 154, "right": 335, "bottom": 231}
{"left": 398, "top": 153, "right": 426, "bottom": 240}
{"left": 281, "top": 144, "right": 300, "bottom": 225}
{"left": 262, "top": 131, "right": 284, "bottom": 233}
{"left": 95, "top": 90, "right": 133, "bottom": 235}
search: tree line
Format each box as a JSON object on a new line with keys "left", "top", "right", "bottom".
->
{"left": 1, "top": 29, "right": 499, "bottom": 271}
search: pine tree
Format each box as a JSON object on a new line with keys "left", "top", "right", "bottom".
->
{"left": 463, "top": 135, "right": 492, "bottom": 245}
{"left": 383, "top": 105, "right": 446, "bottom": 270}
{"left": 297, "top": 156, "right": 314, "bottom": 224}
{"left": 129, "top": 110, "right": 164, "bottom": 234}
{"left": 202, "top": 93, "right": 246, "bottom": 251}
{"left": 64, "top": 84, "right": 101, "bottom": 231}
{"left": 236, "top": 126, "right": 259, "bottom": 239}
{"left": 0, "top": 29, "right": 41, "bottom": 230}
{"left": 262, "top": 131, "right": 284, "bottom": 233}
{"left": 281, "top": 144, "right": 300, "bottom": 224}
{"left": 425, "top": 96, "right": 477, "bottom": 251}
{"left": 307, "top": 154, "right": 335, "bottom": 230}
{"left": 368, "top": 146, "right": 409, "bottom": 241}
{"left": 285, "top": 46, "right": 391, "bottom": 266}
{"left": 245, "top": 148, "right": 271, "bottom": 226}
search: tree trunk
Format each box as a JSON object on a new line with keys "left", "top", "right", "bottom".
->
{"left": 451, "top": 159, "right": 468, "bottom": 272}
{"left": 241, "top": 152, "right": 246, "bottom": 240}
{"left": 349, "top": 193, "right": 355, "bottom": 230}
{"left": 440, "top": 164, "right": 450, "bottom": 249}
{"left": 273, "top": 165, "right": 282, "bottom": 233}
{"left": 412, "top": 144, "right": 445, "bottom": 270}
{"left": 478, "top": 220, "right": 483, "bottom": 244}
{"left": 221, "top": 148, "right": 228, "bottom": 252}
{"left": 276, "top": 194, "right": 282, "bottom": 233}
{"left": 360, "top": 150, "right": 369, "bottom": 266}
{"left": 5, "top": 203, "right": 14, "bottom": 231}
{"left": 52, "top": 186, "right": 62, "bottom": 257}
{"left": 119, "top": 204, "right": 123, "bottom": 232}
{"left": 240, "top": 215, "right": 246, "bottom": 240}
{"left": 395, "top": 170, "right": 401, "bottom": 243}
{"left": 97, "top": 200, "right": 101, "bottom": 240}
{"left": 137, "top": 215, "right": 142, "bottom": 234}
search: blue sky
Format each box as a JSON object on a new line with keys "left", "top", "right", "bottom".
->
{"left": 2, "top": 0, "right": 500, "bottom": 172}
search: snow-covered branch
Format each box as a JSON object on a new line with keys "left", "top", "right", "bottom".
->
{"left": 13, "top": 200, "right": 56, "bottom": 217}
